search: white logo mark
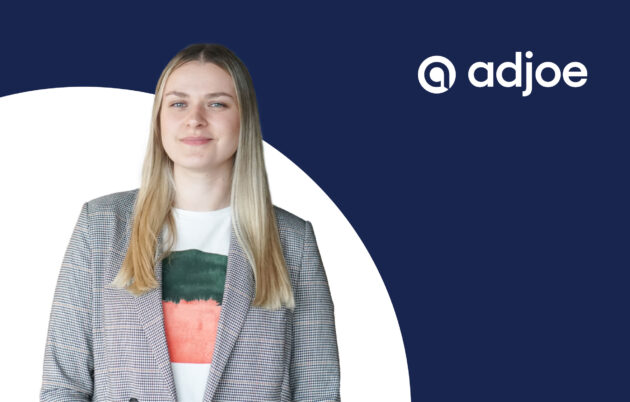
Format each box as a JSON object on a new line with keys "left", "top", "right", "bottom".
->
{"left": 418, "top": 56, "right": 456, "bottom": 94}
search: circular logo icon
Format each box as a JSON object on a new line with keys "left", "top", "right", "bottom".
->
{"left": 418, "top": 56, "right": 456, "bottom": 94}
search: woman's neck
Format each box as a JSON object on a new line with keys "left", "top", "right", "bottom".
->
{"left": 172, "top": 165, "right": 232, "bottom": 211}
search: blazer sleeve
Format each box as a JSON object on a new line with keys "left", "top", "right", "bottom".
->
{"left": 40, "top": 202, "right": 94, "bottom": 401}
{"left": 290, "top": 220, "right": 341, "bottom": 401}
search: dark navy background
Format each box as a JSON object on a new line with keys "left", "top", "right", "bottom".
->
{"left": 3, "top": 2, "right": 627, "bottom": 400}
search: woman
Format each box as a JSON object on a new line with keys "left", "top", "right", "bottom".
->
{"left": 41, "top": 43, "right": 340, "bottom": 401}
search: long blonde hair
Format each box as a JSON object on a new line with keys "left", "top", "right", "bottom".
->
{"left": 112, "top": 43, "right": 294, "bottom": 310}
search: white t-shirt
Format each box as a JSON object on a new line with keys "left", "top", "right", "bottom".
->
{"left": 160, "top": 205, "right": 231, "bottom": 402}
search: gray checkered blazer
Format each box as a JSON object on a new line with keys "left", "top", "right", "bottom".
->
{"left": 41, "top": 188, "right": 340, "bottom": 401}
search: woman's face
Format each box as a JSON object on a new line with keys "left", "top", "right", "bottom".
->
{"left": 160, "top": 61, "right": 240, "bottom": 176}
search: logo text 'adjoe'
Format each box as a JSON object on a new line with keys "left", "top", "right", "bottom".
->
{"left": 418, "top": 52, "right": 587, "bottom": 97}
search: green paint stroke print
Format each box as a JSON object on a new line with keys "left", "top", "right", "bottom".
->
{"left": 162, "top": 249, "right": 227, "bottom": 304}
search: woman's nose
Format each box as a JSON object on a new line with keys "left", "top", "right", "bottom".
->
{"left": 186, "top": 104, "right": 207, "bottom": 127}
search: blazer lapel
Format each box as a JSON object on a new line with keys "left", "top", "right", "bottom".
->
{"left": 203, "top": 225, "right": 255, "bottom": 401}
{"left": 134, "top": 228, "right": 178, "bottom": 401}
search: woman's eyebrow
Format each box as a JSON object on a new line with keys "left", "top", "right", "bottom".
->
{"left": 164, "top": 90, "right": 234, "bottom": 99}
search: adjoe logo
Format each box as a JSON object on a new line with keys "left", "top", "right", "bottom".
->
{"left": 418, "top": 52, "right": 588, "bottom": 97}
{"left": 418, "top": 56, "right": 456, "bottom": 94}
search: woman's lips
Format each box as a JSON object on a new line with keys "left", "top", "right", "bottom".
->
{"left": 181, "top": 138, "right": 212, "bottom": 145}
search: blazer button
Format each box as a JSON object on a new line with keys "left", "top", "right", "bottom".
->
{"left": 129, "top": 399, "right": 138, "bottom": 402}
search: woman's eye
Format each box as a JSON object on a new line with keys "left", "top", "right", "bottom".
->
{"left": 168, "top": 101, "right": 225, "bottom": 109}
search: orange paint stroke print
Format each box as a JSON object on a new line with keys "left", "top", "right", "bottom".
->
{"left": 162, "top": 299, "right": 222, "bottom": 363}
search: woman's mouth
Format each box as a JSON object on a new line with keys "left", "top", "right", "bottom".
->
{"left": 181, "top": 137, "right": 212, "bottom": 145}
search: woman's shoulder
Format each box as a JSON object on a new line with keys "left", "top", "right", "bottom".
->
{"left": 272, "top": 205, "right": 310, "bottom": 237}
{"left": 84, "top": 187, "right": 139, "bottom": 217}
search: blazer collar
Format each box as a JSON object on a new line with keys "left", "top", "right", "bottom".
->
{"left": 131, "top": 207, "right": 255, "bottom": 401}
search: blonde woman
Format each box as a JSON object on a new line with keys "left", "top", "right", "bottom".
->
{"left": 41, "top": 43, "right": 340, "bottom": 402}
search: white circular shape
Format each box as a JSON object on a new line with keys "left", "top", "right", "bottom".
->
{"left": 535, "top": 62, "right": 562, "bottom": 87}
{"left": 0, "top": 87, "right": 411, "bottom": 401}
{"left": 526, "top": 51, "right": 533, "bottom": 58}
{"left": 418, "top": 55, "right": 456, "bottom": 94}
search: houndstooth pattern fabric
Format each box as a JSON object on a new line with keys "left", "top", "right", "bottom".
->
{"left": 40, "top": 188, "right": 340, "bottom": 401}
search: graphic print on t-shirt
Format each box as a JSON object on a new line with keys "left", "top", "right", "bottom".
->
{"left": 162, "top": 249, "right": 227, "bottom": 364}
{"left": 160, "top": 205, "right": 231, "bottom": 401}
